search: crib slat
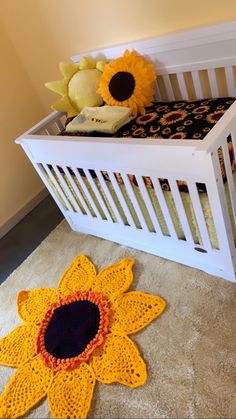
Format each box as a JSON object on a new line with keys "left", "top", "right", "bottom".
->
{"left": 71, "top": 168, "right": 102, "bottom": 218}
{"left": 191, "top": 70, "right": 203, "bottom": 99}
{"left": 187, "top": 182, "right": 212, "bottom": 249}
{"left": 155, "top": 79, "right": 163, "bottom": 101}
{"left": 221, "top": 142, "right": 236, "bottom": 228}
{"left": 95, "top": 171, "right": 124, "bottom": 224}
{"left": 230, "top": 129, "right": 236, "bottom": 166}
{"left": 163, "top": 74, "right": 175, "bottom": 101}
{"left": 121, "top": 173, "right": 149, "bottom": 232}
{"left": 55, "top": 120, "right": 64, "bottom": 132}
{"left": 135, "top": 175, "right": 163, "bottom": 235}
{"left": 42, "top": 164, "right": 71, "bottom": 211}
{"left": 108, "top": 172, "right": 136, "bottom": 228}
{"left": 59, "top": 115, "right": 66, "bottom": 126}
{"left": 151, "top": 178, "right": 178, "bottom": 239}
{"left": 225, "top": 66, "right": 236, "bottom": 97}
{"left": 208, "top": 68, "right": 219, "bottom": 98}
{"left": 177, "top": 72, "right": 189, "bottom": 100}
{"left": 154, "top": 80, "right": 162, "bottom": 101}
{"left": 38, "top": 163, "right": 68, "bottom": 211}
{"left": 52, "top": 165, "right": 81, "bottom": 213}
{"left": 168, "top": 179, "right": 194, "bottom": 244}
{"left": 63, "top": 167, "right": 88, "bottom": 215}
{"left": 83, "top": 169, "right": 112, "bottom": 221}
{"left": 45, "top": 125, "right": 55, "bottom": 135}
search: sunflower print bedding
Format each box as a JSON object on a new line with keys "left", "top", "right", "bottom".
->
{"left": 61, "top": 97, "right": 235, "bottom": 193}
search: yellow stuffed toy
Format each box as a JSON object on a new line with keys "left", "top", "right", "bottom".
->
{"left": 45, "top": 57, "right": 105, "bottom": 117}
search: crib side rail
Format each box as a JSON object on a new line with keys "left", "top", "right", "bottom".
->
{"left": 196, "top": 101, "right": 236, "bottom": 152}
{"left": 201, "top": 103, "right": 236, "bottom": 271}
{"left": 17, "top": 132, "right": 236, "bottom": 281}
{"left": 15, "top": 111, "right": 67, "bottom": 138}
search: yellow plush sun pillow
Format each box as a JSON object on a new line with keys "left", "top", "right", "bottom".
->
{"left": 45, "top": 58, "right": 105, "bottom": 117}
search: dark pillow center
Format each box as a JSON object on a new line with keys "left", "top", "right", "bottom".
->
{"left": 44, "top": 300, "right": 100, "bottom": 359}
{"left": 109, "top": 71, "right": 135, "bottom": 101}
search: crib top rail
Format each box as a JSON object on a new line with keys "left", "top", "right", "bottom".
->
{"left": 71, "top": 21, "right": 236, "bottom": 69}
{"left": 71, "top": 20, "right": 236, "bottom": 101}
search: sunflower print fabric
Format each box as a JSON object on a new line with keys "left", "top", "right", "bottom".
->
{"left": 61, "top": 97, "right": 235, "bottom": 193}
{"left": 0, "top": 255, "right": 166, "bottom": 419}
{"left": 117, "top": 98, "right": 235, "bottom": 140}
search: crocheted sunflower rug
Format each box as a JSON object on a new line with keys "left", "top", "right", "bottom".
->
{"left": 0, "top": 255, "right": 166, "bottom": 419}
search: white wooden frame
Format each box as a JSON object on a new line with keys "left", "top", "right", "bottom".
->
{"left": 16, "top": 21, "right": 236, "bottom": 282}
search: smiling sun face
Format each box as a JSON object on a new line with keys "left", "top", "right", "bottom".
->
{"left": 0, "top": 255, "right": 166, "bottom": 419}
{"left": 45, "top": 58, "right": 105, "bottom": 117}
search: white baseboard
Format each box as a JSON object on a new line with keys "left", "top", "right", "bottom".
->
{"left": 0, "top": 188, "right": 49, "bottom": 239}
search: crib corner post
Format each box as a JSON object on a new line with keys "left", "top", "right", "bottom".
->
{"left": 205, "top": 150, "right": 236, "bottom": 282}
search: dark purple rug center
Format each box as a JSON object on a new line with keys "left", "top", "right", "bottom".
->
{"left": 44, "top": 300, "right": 100, "bottom": 359}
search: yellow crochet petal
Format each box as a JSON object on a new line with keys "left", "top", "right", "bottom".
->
{"left": 17, "top": 288, "right": 59, "bottom": 324}
{"left": 110, "top": 292, "right": 166, "bottom": 335}
{"left": 58, "top": 255, "right": 96, "bottom": 297}
{"left": 0, "top": 324, "right": 38, "bottom": 367}
{"left": 59, "top": 61, "right": 79, "bottom": 80}
{"left": 90, "top": 333, "right": 147, "bottom": 388}
{"left": 48, "top": 363, "right": 95, "bottom": 419}
{"left": 0, "top": 355, "right": 53, "bottom": 419}
{"left": 90, "top": 258, "right": 134, "bottom": 300}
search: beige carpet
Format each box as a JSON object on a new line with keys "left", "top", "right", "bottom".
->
{"left": 0, "top": 220, "right": 236, "bottom": 419}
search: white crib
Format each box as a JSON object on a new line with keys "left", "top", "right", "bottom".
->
{"left": 16, "top": 21, "right": 236, "bottom": 282}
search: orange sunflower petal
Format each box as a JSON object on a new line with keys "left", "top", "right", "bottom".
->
{"left": 130, "top": 101, "right": 138, "bottom": 117}
{"left": 124, "top": 49, "right": 131, "bottom": 58}
{"left": 90, "top": 333, "right": 147, "bottom": 388}
{"left": 48, "top": 363, "right": 95, "bottom": 419}
{"left": 110, "top": 291, "right": 166, "bottom": 335}
{"left": 17, "top": 288, "right": 59, "bottom": 324}
{"left": 0, "top": 355, "right": 53, "bottom": 419}
{"left": 0, "top": 324, "right": 38, "bottom": 367}
{"left": 90, "top": 258, "right": 134, "bottom": 300}
{"left": 58, "top": 255, "right": 96, "bottom": 297}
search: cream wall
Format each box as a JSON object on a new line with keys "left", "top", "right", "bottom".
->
{"left": 1, "top": 0, "right": 236, "bottom": 229}
{"left": 0, "top": 23, "right": 45, "bottom": 229}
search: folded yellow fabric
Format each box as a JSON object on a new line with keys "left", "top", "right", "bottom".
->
{"left": 65, "top": 105, "right": 133, "bottom": 134}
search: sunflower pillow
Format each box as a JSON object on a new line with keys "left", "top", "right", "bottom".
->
{"left": 97, "top": 50, "right": 156, "bottom": 117}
